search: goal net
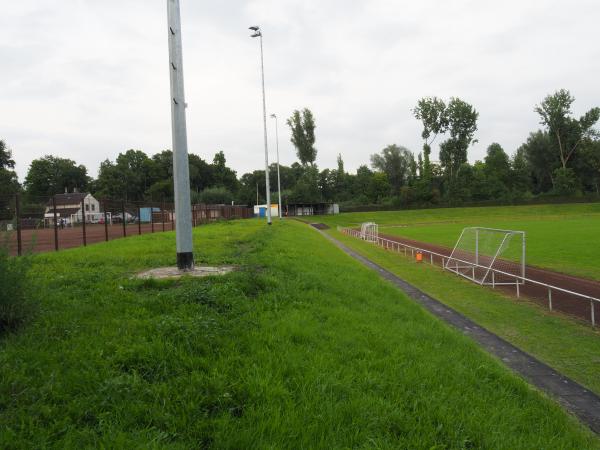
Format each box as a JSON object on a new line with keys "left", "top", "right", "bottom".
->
{"left": 360, "top": 222, "right": 379, "bottom": 243}
{"left": 444, "top": 227, "right": 525, "bottom": 286}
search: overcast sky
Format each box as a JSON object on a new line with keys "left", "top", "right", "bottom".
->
{"left": 2, "top": 0, "right": 599, "bottom": 181}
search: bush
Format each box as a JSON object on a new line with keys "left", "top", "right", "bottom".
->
{"left": 0, "top": 246, "right": 32, "bottom": 333}
{"left": 552, "top": 167, "right": 580, "bottom": 196}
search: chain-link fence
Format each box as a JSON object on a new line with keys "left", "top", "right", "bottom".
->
{"left": 1, "top": 194, "right": 253, "bottom": 256}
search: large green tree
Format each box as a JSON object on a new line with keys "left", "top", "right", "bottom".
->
{"left": 413, "top": 97, "right": 448, "bottom": 177}
{"left": 0, "top": 140, "right": 20, "bottom": 198}
{"left": 211, "top": 151, "right": 239, "bottom": 193}
{"left": 510, "top": 148, "right": 533, "bottom": 198}
{"left": 439, "top": 98, "right": 478, "bottom": 180}
{"left": 24, "top": 155, "right": 88, "bottom": 198}
{"left": 519, "top": 131, "right": 557, "bottom": 193}
{"left": 287, "top": 108, "right": 317, "bottom": 166}
{"left": 484, "top": 142, "right": 511, "bottom": 191}
{"left": 370, "top": 144, "right": 414, "bottom": 195}
{"left": 95, "top": 150, "right": 153, "bottom": 201}
{"left": 535, "top": 89, "right": 600, "bottom": 170}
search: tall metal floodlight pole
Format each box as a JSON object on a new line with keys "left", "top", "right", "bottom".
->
{"left": 167, "top": 0, "right": 194, "bottom": 269}
{"left": 249, "top": 25, "right": 272, "bottom": 225}
{"left": 270, "top": 113, "right": 282, "bottom": 219}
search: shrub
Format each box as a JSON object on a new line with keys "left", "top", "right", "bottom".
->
{"left": 552, "top": 167, "right": 580, "bottom": 196}
{"left": 0, "top": 246, "right": 32, "bottom": 333}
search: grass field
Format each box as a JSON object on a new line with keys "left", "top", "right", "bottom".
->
{"left": 326, "top": 227, "right": 600, "bottom": 395}
{"left": 1, "top": 219, "right": 598, "bottom": 448}
{"left": 321, "top": 203, "right": 600, "bottom": 281}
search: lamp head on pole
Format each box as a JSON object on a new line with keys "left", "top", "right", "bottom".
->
{"left": 270, "top": 113, "right": 277, "bottom": 119}
{"left": 249, "top": 25, "right": 262, "bottom": 38}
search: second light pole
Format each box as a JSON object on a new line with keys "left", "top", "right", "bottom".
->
{"left": 270, "top": 113, "right": 282, "bottom": 219}
{"left": 249, "top": 25, "right": 272, "bottom": 225}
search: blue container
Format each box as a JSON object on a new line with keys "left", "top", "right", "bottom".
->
{"left": 140, "top": 207, "right": 160, "bottom": 223}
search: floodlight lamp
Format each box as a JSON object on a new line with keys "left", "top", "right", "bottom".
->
{"left": 251, "top": 31, "right": 261, "bottom": 38}
{"left": 249, "top": 26, "right": 259, "bottom": 31}
{"left": 270, "top": 113, "right": 276, "bottom": 118}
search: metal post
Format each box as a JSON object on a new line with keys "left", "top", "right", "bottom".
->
{"left": 162, "top": 198, "right": 166, "bottom": 232}
{"left": 168, "top": 0, "right": 194, "bottom": 269}
{"left": 522, "top": 232, "right": 526, "bottom": 281}
{"left": 250, "top": 26, "right": 271, "bottom": 225}
{"left": 137, "top": 205, "right": 142, "bottom": 235}
{"left": 492, "top": 271, "right": 495, "bottom": 288}
{"left": 548, "top": 288, "right": 552, "bottom": 311}
{"left": 81, "top": 198, "right": 87, "bottom": 247}
{"left": 15, "top": 194, "right": 22, "bottom": 256}
{"left": 103, "top": 200, "right": 109, "bottom": 242}
{"left": 151, "top": 204, "right": 155, "bottom": 233}
{"left": 122, "top": 201, "right": 127, "bottom": 237}
{"left": 516, "top": 279, "right": 520, "bottom": 298}
{"left": 271, "top": 113, "right": 282, "bottom": 219}
{"left": 475, "top": 228, "right": 479, "bottom": 266}
{"left": 591, "top": 301, "right": 596, "bottom": 327}
{"left": 52, "top": 195, "right": 59, "bottom": 251}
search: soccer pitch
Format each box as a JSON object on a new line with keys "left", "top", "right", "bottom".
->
{"left": 321, "top": 203, "right": 600, "bottom": 281}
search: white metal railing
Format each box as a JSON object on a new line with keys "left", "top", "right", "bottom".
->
{"left": 338, "top": 226, "right": 598, "bottom": 327}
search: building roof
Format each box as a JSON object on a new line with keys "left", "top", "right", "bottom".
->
{"left": 47, "top": 193, "right": 88, "bottom": 206}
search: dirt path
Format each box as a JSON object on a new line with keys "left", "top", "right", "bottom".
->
{"left": 380, "top": 233, "right": 600, "bottom": 324}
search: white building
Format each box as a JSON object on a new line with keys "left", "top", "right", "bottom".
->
{"left": 44, "top": 193, "right": 102, "bottom": 226}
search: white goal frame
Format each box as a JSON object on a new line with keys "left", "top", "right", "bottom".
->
{"left": 444, "top": 227, "right": 526, "bottom": 286}
{"left": 360, "top": 222, "right": 379, "bottom": 243}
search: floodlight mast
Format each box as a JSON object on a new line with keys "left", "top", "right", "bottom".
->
{"left": 270, "top": 113, "right": 282, "bottom": 219}
{"left": 250, "top": 25, "right": 272, "bottom": 225}
{"left": 167, "top": 0, "right": 194, "bottom": 269}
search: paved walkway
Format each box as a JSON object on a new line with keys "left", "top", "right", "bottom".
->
{"left": 313, "top": 226, "right": 600, "bottom": 435}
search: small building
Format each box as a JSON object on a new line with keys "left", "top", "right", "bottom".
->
{"left": 284, "top": 203, "right": 339, "bottom": 217}
{"left": 44, "top": 193, "right": 102, "bottom": 226}
{"left": 253, "top": 204, "right": 279, "bottom": 218}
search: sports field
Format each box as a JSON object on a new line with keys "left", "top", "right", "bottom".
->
{"left": 1, "top": 219, "right": 598, "bottom": 448}
{"left": 321, "top": 203, "right": 600, "bottom": 281}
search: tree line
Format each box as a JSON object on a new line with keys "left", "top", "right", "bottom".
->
{"left": 1, "top": 89, "right": 599, "bottom": 211}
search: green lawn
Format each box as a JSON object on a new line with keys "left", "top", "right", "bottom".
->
{"left": 321, "top": 203, "right": 600, "bottom": 281}
{"left": 1, "top": 219, "right": 598, "bottom": 448}
{"left": 326, "top": 227, "right": 600, "bottom": 396}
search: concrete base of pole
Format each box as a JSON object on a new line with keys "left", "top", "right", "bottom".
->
{"left": 176, "top": 252, "right": 195, "bottom": 270}
{"left": 136, "top": 265, "right": 235, "bottom": 280}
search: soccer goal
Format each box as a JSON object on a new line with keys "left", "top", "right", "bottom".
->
{"left": 360, "top": 222, "right": 379, "bottom": 243}
{"left": 444, "top": 227, "right": 525, "bottom": 286}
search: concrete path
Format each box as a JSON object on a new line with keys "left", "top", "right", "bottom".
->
{"left": 314, "top": 226, "right": 600, "bottom": 435}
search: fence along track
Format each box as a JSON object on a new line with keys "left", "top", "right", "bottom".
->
{"left": 1, "top": 193, "right": 253, "bottom": 257}
{"left": 339, "top": 226, "right": 599, "bottom": 327}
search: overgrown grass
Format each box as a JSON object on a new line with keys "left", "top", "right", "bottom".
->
{"left": 0, "top": 219, "right": 598, "bottom": 448}
{"left": 320, "top": 203, "right": 600, "bottom": 280}
{"left": 0, "top": 245, "right": 33, "bottom": 333}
